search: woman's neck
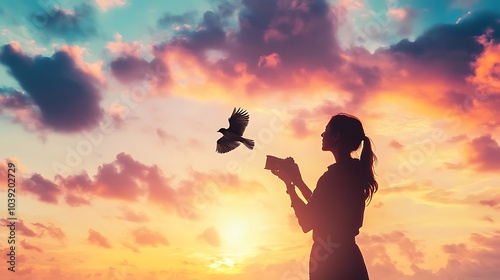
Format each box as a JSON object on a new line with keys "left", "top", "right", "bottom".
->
{"left": 332, "top": 150, "right": 352, "bottom": 164}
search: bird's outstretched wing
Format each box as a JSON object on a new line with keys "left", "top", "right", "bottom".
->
{"left": 216, "top": 136, "right": 240, "bottom": 154}
{"left": 227, "top": 107, "right": 249, "bottom": 136}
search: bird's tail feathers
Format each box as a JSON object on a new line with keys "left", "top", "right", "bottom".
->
{"left": 242, "top": 138, "right": 255, "bottom": 150}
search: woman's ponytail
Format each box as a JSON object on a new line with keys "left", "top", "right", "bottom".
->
{"left": 360, "top": 135, "right": 378, "bottom": 204}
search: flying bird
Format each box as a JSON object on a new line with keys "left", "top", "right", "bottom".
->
{"left": 216, "top": 107, "right": 255, "bottom": 153}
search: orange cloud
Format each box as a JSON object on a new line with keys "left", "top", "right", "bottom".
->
{"left": 468, "top": 31, "right": 500, "bottom": 94}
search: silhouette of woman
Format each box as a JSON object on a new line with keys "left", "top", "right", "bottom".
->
{"left": 271, "top": 113, "right": 377, "bottom": 280}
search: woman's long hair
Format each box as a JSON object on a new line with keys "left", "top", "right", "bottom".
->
{"left": 328, "top": 114, "right": 378, "bottom": 204}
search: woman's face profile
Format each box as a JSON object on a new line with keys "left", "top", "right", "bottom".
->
{"left": 321, "top": 124, "right": 336, "bottom": 151}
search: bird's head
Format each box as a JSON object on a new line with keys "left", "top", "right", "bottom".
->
{"left": 217, "top": 128, "right": 226, "bottom": 133}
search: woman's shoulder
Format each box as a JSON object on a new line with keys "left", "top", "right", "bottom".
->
{"left": 327, "top": 158, "right": 360, "bottom": 172}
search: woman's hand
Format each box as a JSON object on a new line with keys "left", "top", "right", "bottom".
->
{"left": 284, "top": 158, "right": 303, "bottom": 185}
{"left": 271, "top": 169, "right": 292, "bottom": 185}
{"left": 271, "top": 169, "right": 296, "bottom": 192}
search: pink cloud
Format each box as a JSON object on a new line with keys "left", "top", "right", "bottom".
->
{"left": 59, "top": 45, "right": 105, "bottom": 85}
{"left": 32, "top": 222, "right": 66, "bottom": 240}
{"left": 93, "top": 153, "right": 148, "bottom": 201}
{"left": 22, "top": 174, "right": 61, "bottom": 204}
{"left": 23, "top": 153, "right": 265, "bottom": 221}
{"left": 482, "top": 215, "right": 495, "bottom": 223}
{"left": 87, "top": 229, "right": 112, "bottom": 248}
{"left": 465, "top": 134, "right": 500, "bottom": 172}
{"left": 131, "top": 226, "right": 168, "bottom": 247}
{"left": 95, "top": 0, "right": 126, "bottom": 12}
{"left": 117, "top": 207, "right": 149, "bottom": 223}
{"left": 479, "top": 199, "right": 500, "bottom": 209}
{"left": 258, "top": 52, "right": 281, "bottom": 68}
{"left": 64, "top": 193, "right": 91, "bottom": 207}
{"left": 290, "top": 114, "right": 310, "bottom": 139}
{"left": 156, "top": 128, "right": 177, "bottom": 145}
{"left": 389, "top": 140, "right": 404, "bottom": 150}
{"left": 359, "top": 230, "right": 424, "bottom": 264}
{"left": 106, "top": 33, "right": 143, "bottom": 56}
{"left": 438, "top": 231, "right": 500, "bottom": 279}
{"left": 0, "top": 219, "right": 37, "bottom": 237}
{"left": 20, "top": 240, "right": 43, "bottom": 253}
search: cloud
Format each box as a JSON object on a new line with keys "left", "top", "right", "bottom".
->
{"left": 464, "top": 134, "right": 500, "bottom": 172}
{"left": 438, "top": 231, "right": 500, "bottom": 279}
{"left": 197, "top": 226, "right": 221, "bottom": 247}
{"left": 387, "top": 7, "right": 417, "bottom": 36}
{"left": 106, "top": 33, "right": 144, "bottom": 56}
{"left": 0, "top": 87, "right": 32, "bottom": 109}
{"left": 64, "top": 193, "right": 91, "bottom": 207}
{"left": 23, "top": 153, "right": 265, "bottom": 221}
{"left": 359, "top": 230, "right": 424, "bottom": 264}
{"left": 387, "top": 11, "right": 500, "bottom": 83}
{"left": 147, "top": 0, "right": 351, "bottom": 101}
{"left": 122, "top": 242, "right": 140, "bottom": 253}
{"left": 0, "top": 43, "right": 104, "bottom": 132}
{"left": 116, "top": 207, "right": 149, "bottom": 223}
{"left": 92, "top": 152, "right": 149, "bottom": 201}
{"left": 389, "top": 139, "right": 404, "bottom": 150}
{"left": 20, "top": 239, "right": 43, "bottom": 252}
{"left": 87, "top": 229, "right": 112, "bottom": 248}
{"left": 22, "top": 173, "right": 61, "bottom": 204}
{"left": 131, "top": 226, "right": 169, "bottom": 247}
{"left": 32, "top": 222, "right": 66, "bottom": 240}
{"left": 30, "top": 4, "right": 97, "bottom": 42}
{"left": 95, "top": 0, "right": 126, "bottom": 12}
{"left": 1, "top": 219, "right": 37, "bottom": 238}
{"left": 157, "top": 11, "right": 197, "bottom": 28}
{"left": 107, "top": 33, "right": 170, "bottom": 86}
{"left": 482, "top": 215, "right": 495, "bottom": 223}
{"left": 156, "top": 128, "right": 177, "bottom": 144}
{"left": 109, "top": 55, "right": 169, "bottom": 85}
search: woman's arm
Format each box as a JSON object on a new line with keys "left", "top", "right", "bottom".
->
{"left": 270, "top": 161, "right": 317, "bottom": 233}
{"left": 293, "top": 179, "right": 312, "bottom": 202}
{"left": 272, "top": 172, "right": 315, "bottom": 233}
{"left": 287, "top": 186, "right": 314, "bottom": 233}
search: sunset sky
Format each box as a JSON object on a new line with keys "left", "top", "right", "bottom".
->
{"left": 1, "top": 0, "right": 500, "bottom": 279}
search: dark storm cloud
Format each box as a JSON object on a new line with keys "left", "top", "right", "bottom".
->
{"left": 387, "top": 11, "right": 500, "bottom": 81}
{"left": 0, "top": 44, "right": 103, "bottom": 132}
